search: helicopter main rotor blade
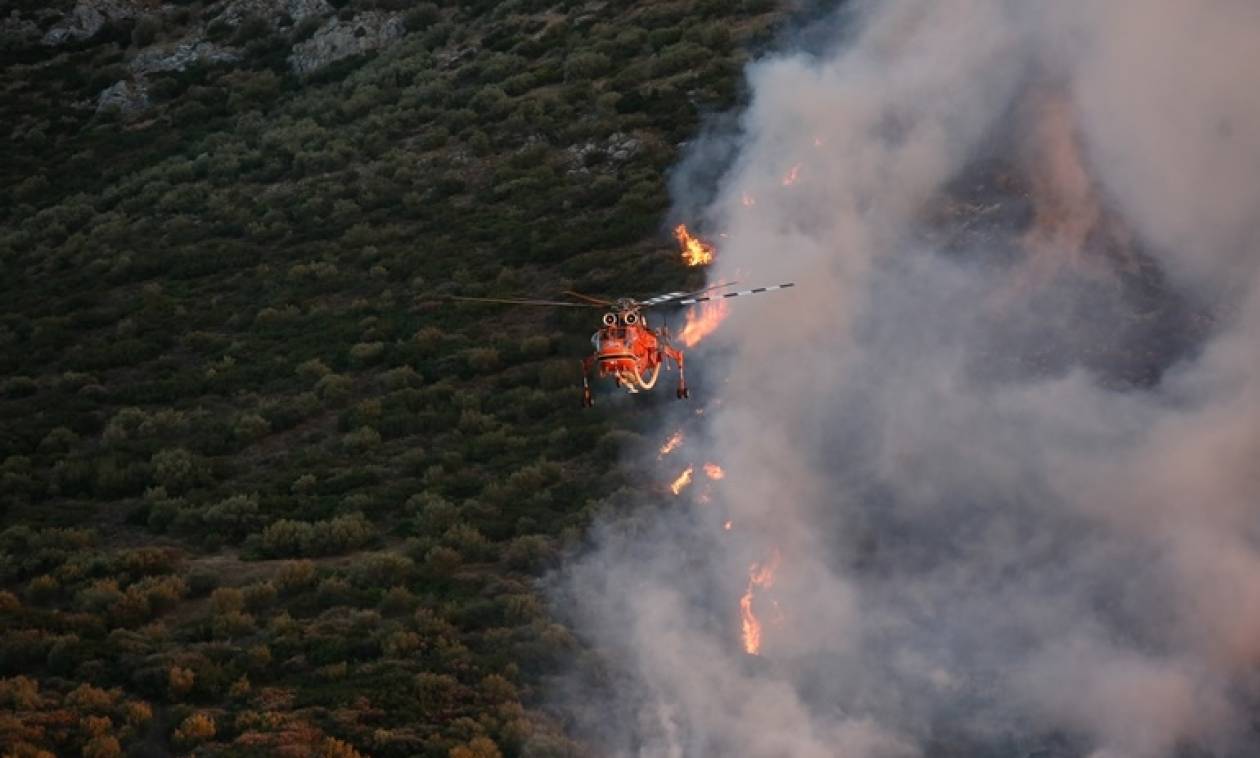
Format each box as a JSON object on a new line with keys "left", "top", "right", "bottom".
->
{"left": 447, "top": 295, "right": 602, "bottom": 308}
{"left": 561, "top": 290, "right": 617, "bottom": 306}
{"left": 638, "top": 281, "right": 739, "bottom": 307}
{"left": 678, "top": 282, "right": 795, "bottom": 304}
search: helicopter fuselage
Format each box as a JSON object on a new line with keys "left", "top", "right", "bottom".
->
{"left": 581, "top": 313, "right": 687, "bottom": 404}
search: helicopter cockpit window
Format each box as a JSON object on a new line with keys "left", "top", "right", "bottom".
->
{"left": 592, "top": 326, "right": 635, "bottom": 351}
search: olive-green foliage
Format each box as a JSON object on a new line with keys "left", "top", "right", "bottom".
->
{"left": 253, "top": 513, "right": 376, "bottom": 558}
{"left": 0, "top": 0, "right": 784, "bottom": 754}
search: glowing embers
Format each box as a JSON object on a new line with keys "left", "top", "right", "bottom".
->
{"left": 658, "top": 430, "right": 684, "bottom": 460}
{"left": 740, "top": 547, "right": 783, "bottom": 655}
{"left": 670, "top": 465, "right": 695, "bottom": 496}
{"left": 674, "top": 224, "right": 716, "bottom": 267}
{"left": 781, "top": 162, "right": 802, "bottom": 187}
{"left": 703, "top": 463, "right": 725, "bottom": 480}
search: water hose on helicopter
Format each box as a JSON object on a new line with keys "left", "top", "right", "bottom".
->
{"left": 634, "top": 363, "right": 661, "bottom": 390}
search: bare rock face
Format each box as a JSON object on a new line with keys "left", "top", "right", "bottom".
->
{"left": 566, "top": 132, "right": 643, "bottom": 172}
{"left": 284, "top": 0, "right": 334, "bottom": 22}
{"left": 96, "top": 78, "right": 149, "bottom": 115}
{"left": 218, "top": 0, "right": 332, "bottom": 25}
{"left": 42, "top": 0, "right": 136, "bottom": 46}
{"left": 131, "top": 41, "right": 241, "bottom": 75}
{"left": 288, "top": 12, "right": 404, "bottom": 76}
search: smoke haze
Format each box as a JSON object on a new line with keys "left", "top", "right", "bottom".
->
{"left": 551, "top": 1, "right": 1260, "bottom": 756}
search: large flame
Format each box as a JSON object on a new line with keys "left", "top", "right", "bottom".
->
{"left": 679, "top": 300, "right": 730, "bottom": 348}
{"left": 670, "top": 465, "right": 695, "bottom": 496}
{"left": 740, "top": 548, "right": 782, "bottom": 655}
{"left": 674, "top": 224, "right": 715, "bottom": 266}
{"left": 659, "top": 430, "right": 684, "bottom": 459}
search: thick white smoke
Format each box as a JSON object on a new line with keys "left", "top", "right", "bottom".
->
{"left": 552, "top": 1, "right": 1260, "bottom": 756}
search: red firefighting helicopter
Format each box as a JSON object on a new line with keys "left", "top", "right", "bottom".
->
{"left": 450, "top": 281, "right": 794, "bottom": 406}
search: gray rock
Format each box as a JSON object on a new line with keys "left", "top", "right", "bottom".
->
{"left": 285, "top": 0, "right": 334, "bottom": 22}
{"left": 288, "top": 12, "right": 404, "bottom": 76}
{"left": 564, "top": 132, "right": 642, "bottom": 173}
{"left": 97, "top": 79, "right": 150, "bottom": 115}
{"left": 217, "top": 0, "right": 332, "bottom": 27}
{"left": 435, "top": 45, "right": 477, "bottom": 70}
{"left": 42, "top": 0, "right": 136, "bottom": 46}
{"left": 607, "top": 132, "right": 641, "bottom": 162}
{"left": 131, "top": 40, "right": 241, "bottom": 74}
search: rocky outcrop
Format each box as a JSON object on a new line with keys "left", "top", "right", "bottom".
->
{"left": 42, "top": 0, "right": 136, "bottom": 46}
{"left": 96, "top": 78, "right": 149, "bottom": 115}
{"left": 218, "top": 0, "right": 332, "bottom": 26}
{"left": 288, "top": 12, "right": 404, "bottom": 76}
{"left": 131, "top": 41, "right": 240, "bottom": 75}
{"left": 566, "top": 132, "right": 642, "bottom": 172}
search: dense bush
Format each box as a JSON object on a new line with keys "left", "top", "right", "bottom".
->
{"left": 0, "top": 0, "right": 785, "bottom": 752}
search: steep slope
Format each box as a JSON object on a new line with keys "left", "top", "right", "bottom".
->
{"left": 0, "top": 2, "right": 786, "bottom": 755}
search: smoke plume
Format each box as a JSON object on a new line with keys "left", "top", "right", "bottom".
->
{"left": 550, "top": 1, "right": 1260, "bottom": 755}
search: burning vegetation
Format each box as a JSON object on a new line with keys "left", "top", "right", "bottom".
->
{"left": 675, "top": 223, "right": 716, "bottom": 266}
{"left": 658, "top": 430, "right": 684, "bottom": 459}
{"left": 669, "top": 466, "right": 695, "bottom": 495}
{"left": 740, "top": 548, "right": 782, "bottom": 656}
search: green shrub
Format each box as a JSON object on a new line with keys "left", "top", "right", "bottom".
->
{"left": 234, "top": 413, "right": 271, "bottom": 442}
{"left": 203, "top": 494, "right": 262, "bottom": 538}
{"left": 341, "top": 425, "right": 382, "bottom": 452}
{"left": 538, "top": 360, "right": 577, "bottom": 390}
{"left": 256, "top": 513, "right": 376, "bottom": 558}
{"left": 403, "top": 3, "right": 441, "bottom": 32}
{"left": 210, "top": 587, "right": 245, "bottom": 614}
{"left": 150, "top": 448, "right": 209, "bottom": 493}
{"left": 502, "top": 535, "right": 555, "bottom": 572}
{"left": 423, "top": 546, "right": 462, "bottom": 576}
{"left": 275, "top": 560, "right": 317, "bottom": 593}
{"left": 441, "top": 523, "right": 491, "bottom": 561}
{"left": 349, "top": 341, "right": 385, "bottom": 366}
{"left": 350, "top": 552, "right": 414, "bottom": 587}
{"left": 257, "top": 519, "right": 315, "bottom": 557}
{"left": 317, "top": 374, "right": 354, "bottom": 403}
{"left": 564, "top": 52, "right": 611, "bottom": 81}
{"left": 465, "top": 347, "right": 500, "bottom": 373}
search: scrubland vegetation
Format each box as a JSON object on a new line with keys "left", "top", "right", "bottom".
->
{"left": 0, "top": 0, "right": 787, "bottom": 754}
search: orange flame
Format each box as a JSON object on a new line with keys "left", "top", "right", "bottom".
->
{"left": 670, "top": 466, "right": 694, "bottom": 495}
{"left": 679, "top": 300, "right": 729, "bottom": 348}
{"left": 658, "top": 430, "right": 684, "bottom": 459}
{"left": 674, "top": 224, "right": 715, "bottom": 267}
{"left": 740, "top": 590, "right": 760, "bottom": 654}
{"left": 703, "top": 463, "right": 725, "bottom": 480}
{"left": 723, "top": 520, "right": 733, "bottom": 531}
{"left": 781, "top": 163, "right": 802, "bottom": 187}
{"left": 741, "top": 548, "right": 782, "bottom": 655}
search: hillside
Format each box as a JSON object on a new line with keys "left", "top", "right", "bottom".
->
{"left": 0, "top": 1, "right": 789, "bottom": 756}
